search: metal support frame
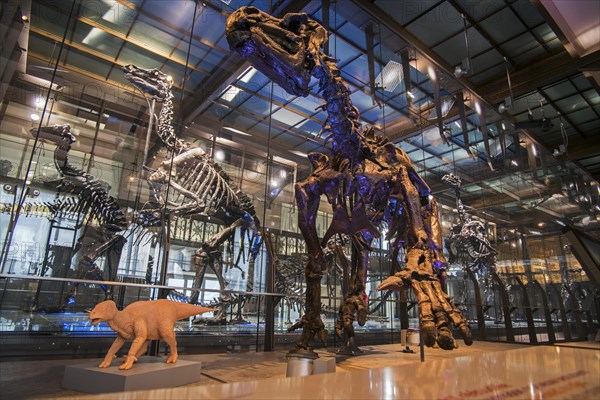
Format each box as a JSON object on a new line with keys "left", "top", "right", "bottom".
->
{"left": 532, "top": 280, "right": 556, "bottom": 343}
{"left": 466, "top": 268, "right": 486, "bottom": 340}
{"left": 514, "top": 277, "right": 538, "bottom": 344}
{"left": 491, "top": 270, "right": 514, "bottom": 342}
{"left": 550, "top": 284, "right": 572, "bottom": 341}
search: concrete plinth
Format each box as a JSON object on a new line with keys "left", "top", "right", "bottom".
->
{"left": 62, "top": 356, "right": 202, "bottom": 394}
{"left": 313, "top": 356, "right": 336, "bottom": 374}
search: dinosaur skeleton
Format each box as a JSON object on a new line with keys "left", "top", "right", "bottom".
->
{"left": 0, "top": 197, "right": 93, "bottom": 221}
{"left": 227, "top": 7, "right": 472, "bottom": 353}
{"left": 123, "top": 65, "right": 261, "bottom": 319}
{"left": 30, "top": 124, "right": 127, "bottom": 306}
{"left": 442, "top": 173, "right": 498, "bottom": 274}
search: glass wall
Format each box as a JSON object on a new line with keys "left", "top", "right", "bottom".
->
{"left": 0, "top": 0, "right": 598, "bottom": 359}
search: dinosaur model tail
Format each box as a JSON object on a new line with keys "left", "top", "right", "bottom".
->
{"left": 168, "top": 300, "right": 216, "bottom": 320}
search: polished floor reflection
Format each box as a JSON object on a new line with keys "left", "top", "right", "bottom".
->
{"left": 1, "top": 341, "right": 598, "bottom": 399}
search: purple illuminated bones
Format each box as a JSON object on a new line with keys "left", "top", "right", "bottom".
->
{"left": 226, "top": 6, "right": 472, "bottom": 352}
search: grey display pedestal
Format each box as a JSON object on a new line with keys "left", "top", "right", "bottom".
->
{"left": 63, "top": 356, "right": 202, "bottom": 394}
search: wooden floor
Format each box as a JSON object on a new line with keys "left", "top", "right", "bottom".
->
{"left": 1, "top": 340, "right": 598, "bottom": 399}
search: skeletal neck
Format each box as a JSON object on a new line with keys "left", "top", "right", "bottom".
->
{"left": 157, "top": 91, "right": 190, "bottom": 154}
{"left": 54, "top": 142, "right": 78, "bottom": 177}
{"left": 454, "top": 189, "right": 470, "bottom": 223}
{"left": 315, "top": 56, "right": 362, "bottom": 161}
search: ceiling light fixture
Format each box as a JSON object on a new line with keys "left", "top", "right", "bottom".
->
{"left": 406, "top": 90, "right": 415, "bottom": 99}
{"left": 289, "top": 150, "right": 308, "bottom": 158}
{"left": 223, "top": 126, "right": 252, "bottom": 136}
{"left": 374, "top": 60, "right": 403, "bottom": 92}
{"left": 427, "top": 65, "right": 437, "bottom": 82}
{"left": 238, "top": 66, "right": 257, "bottom": 83}
{"left": 428, "top": 98, "right": 455, "bottom": 120}
{"left": 220, "top": 85, "right": 241, "bottom": 103}
{"left": 214, "top": 150, "right": 225, "bottom": 161}
{"left": 454, "top": 14, "right": 472, "bottom": 78}
{"left": 30, "top": 113, "right": 40, "bottom": 121}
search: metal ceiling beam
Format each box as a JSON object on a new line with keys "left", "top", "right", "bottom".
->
{"left": 351, "top": 0, "right": 487, "bottom": 103}
{"left": 557, "top": 140, "right": 600, "bottom": 163}
{"left": 537, "top": 87, "right": 586, "bottom": 139}
{"left": 446, "top": 0, "right": 515, "bottom": 67}
{"left": 36, "top": 0, "right": 212, "bottom": 77}
{"left": 476, "top": 51, "right": 578, "bottom": 105}
{"left": 28, "top": 28, "right": 194, "bottom": 95}
{"left": 350, "top": 0, "right": 600, "bottom": 183}
{"left": 115, "top": 0, "right": 229, "bottom": 54}
{"left": 228, "top": 82, "right": 324, "bottom": 131}
{"left": 212, "top": 99, "right": 322, "bottom": 147}
{"left": 27, "top": 50, "right": 133, "bottom": 93}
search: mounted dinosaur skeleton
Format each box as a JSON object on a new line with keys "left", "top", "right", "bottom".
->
{"left": 442, "top": 173, "right": 498, "bottom": 274}
{"left": 227, "top": 7, "right": 472, "bottom": 353}
{"left": 441, "top": 173, "right": 506, "bottom": 313}
{"left": 30, "top": 124, "right": 127, "bottom": 307}
{"left": 123, "top": 65, "right": 261, "bottom": 321}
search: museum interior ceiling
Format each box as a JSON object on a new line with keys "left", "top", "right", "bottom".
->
{"left": 2, "top": 0, "right": 599, "bottom": 236}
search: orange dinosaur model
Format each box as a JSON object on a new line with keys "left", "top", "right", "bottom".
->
{"left": 89, "top": 299, "right": 214, "bottom": 370}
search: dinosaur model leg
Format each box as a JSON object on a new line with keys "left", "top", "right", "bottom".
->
{"left": 121, "top": 324, "right": 148, "bottom": 370}
{"left": 121, "top": 339, "right": 150, "bottom": 366}
{"left": 288, "top": 180, "right": 327, "bottom": 351}
{"left": 98, "top": 336, "right": 126, "bottom": 368}
{"left": 134, "top": 339, "right": 150, "bottom": 359}
{"left": 161, "top": 329, "right": 179, "bottom": 364}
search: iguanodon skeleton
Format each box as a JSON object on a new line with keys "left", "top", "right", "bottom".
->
{"left": 29, "top": 124, "right": 128, "bottom": 308}
{"left": 123, "top": 64, "right": 261, "bottom": 313}
{"left": 227, "top": 6, "right": 472, "bottom": 353}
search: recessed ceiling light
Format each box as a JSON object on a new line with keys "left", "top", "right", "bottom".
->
{"left": 289, "top": 150, "right": 308, "bottom": 158}
{"left": 30, "top": 113, "right": 40, "bottom": 121}
{"left": 223, "top": 126, "right": 251, "bottom": 136}
{"left": 214, "top": 150, "right": 225, "bottom": 161}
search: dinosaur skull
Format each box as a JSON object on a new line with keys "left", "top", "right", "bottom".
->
{"left": 30, "top": 124, "right": 75, "bottom": 145}
{"left": 123, "top": 64, "right": 172, "bottom": 100}
{"left": 226, "top": 6, "right": 328, "bottom": 97}
{"left": 441, "top": 173, "right": 461, "bottom": 189}
{"left": 88, "top": 300, "right": 118, "bottom": 326}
